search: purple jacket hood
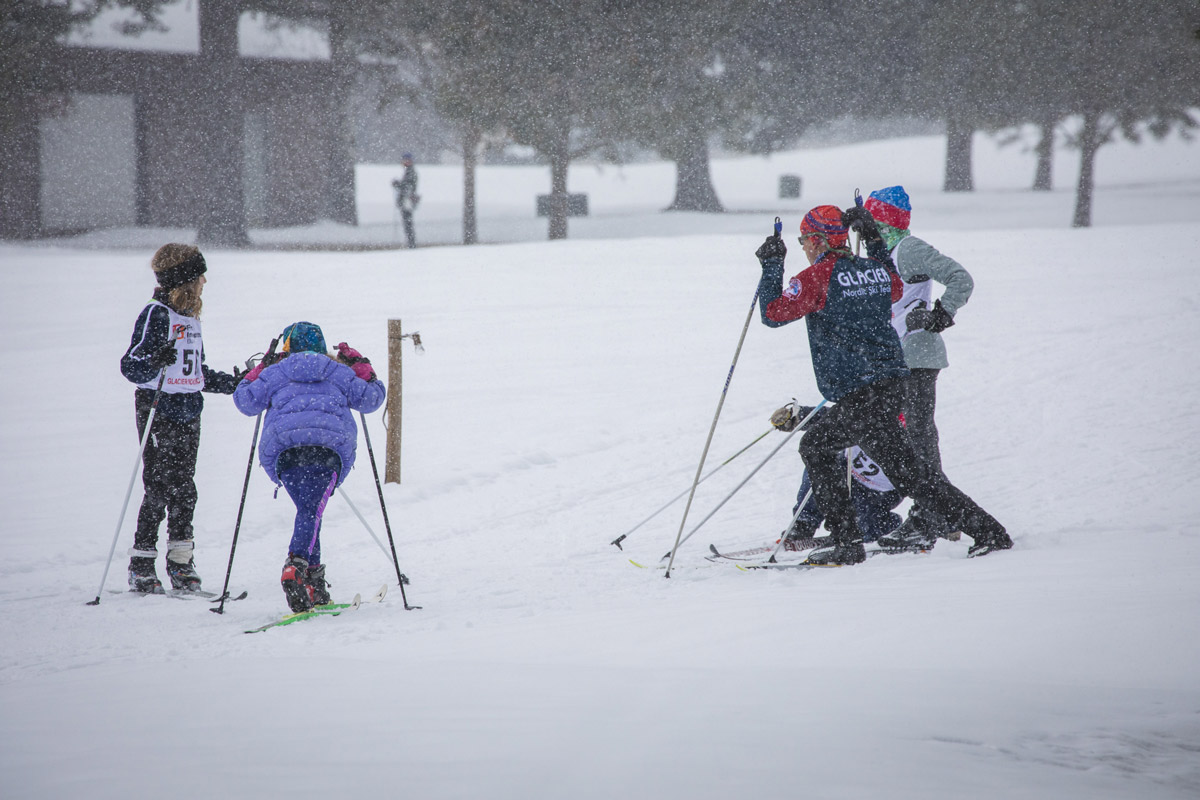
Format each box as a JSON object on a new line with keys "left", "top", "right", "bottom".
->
{"left": 232, "top": 352, "right": 386, "bottom": 484}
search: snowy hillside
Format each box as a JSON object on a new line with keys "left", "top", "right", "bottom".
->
{"left": 2, "top": 130, "right": 1199, "bottom": 799}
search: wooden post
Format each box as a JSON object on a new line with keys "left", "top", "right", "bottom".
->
{"left": 385, "top": 319, "right": 404, "bottom": 484}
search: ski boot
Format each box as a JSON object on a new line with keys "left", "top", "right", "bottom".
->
{"left": 806, "top": 538, "right": 867, "bottom": 566}
{"left": 165, "top": 540, "right": 202, "bottom": 592}
{"left": 281, "top": 554, "right": 315, "bottom": 612}
{"left": 128, "top": 552, "right": 164, "bottom": 594}
{"left": 963, "top": 512, "right": 1013, "bottom": 557}
{"left": 876, "top": 517, "right": 938, "bottom": 553}
{"left": 307, "top": 563, "right": 331, "bottom": 606}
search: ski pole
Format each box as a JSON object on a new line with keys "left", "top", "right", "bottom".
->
{"left": 212, "top": 339, "right": 276, "bottom": 614}
{"left": 658, "top": 401, "right": 824, "bottom": 563}
{"left": 88, "top": 368, "right": 168, "bottom": 606}
{"left": 610, "top": 428, "right": 771, "bottom": 550}
{"left": 359, "top": 411, "right": 420, "bottom": 610}
{"left": 766, "top": 486, "right": 815, "bottom": 563}
{"left": 662, "top": 287, "right": 758, "bottom": 579}
{"left": 664, "top": 217, "right": 783, "bottom": 578}
{"left": 853, "top": 188, "right": 864, "bottom": 256}
{"left": 337, "top": 486, "right": 404, "bottom": 570}
{"left": 210, "top": 411, "right": 262, "bottom": 614}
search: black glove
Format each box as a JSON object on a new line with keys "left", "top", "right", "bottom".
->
{"left": 149, "top": 344, "right": 178, "bottom": 370}
{"left": 906, "top": 300, "right": 955, "bottom": 333}
{"left": 232, "top": 365, "right": 246, "bottom": 382}
{"left": 924, "top": 299, "right": 955, "bottom": 333}
{"left": 756, "top": 234, "right": 787, "bottom": 261}
{"left": 841, "top": 206, "right": 881, "bottom": 242}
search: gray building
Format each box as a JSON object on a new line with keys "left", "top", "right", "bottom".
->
{"left": 1, "top": 0, "right": 357, "bottom": 245}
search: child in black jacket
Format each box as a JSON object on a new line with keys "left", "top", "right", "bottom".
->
{"left": 120, "top": 244, "right": 239, "bottom": 593}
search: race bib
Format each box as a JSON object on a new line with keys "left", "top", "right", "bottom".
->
{"left": 137, "top": 302, "right": 206, "bottom": 394}
{"left": 849, "top": 446, "right": 895, "bottom": 492}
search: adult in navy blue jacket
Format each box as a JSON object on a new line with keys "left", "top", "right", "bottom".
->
{"left": 756, "top": 206, "right": 1011, "bottom": 564}
{"left": 233, "top": 322, "right": 386, "bottom": 611}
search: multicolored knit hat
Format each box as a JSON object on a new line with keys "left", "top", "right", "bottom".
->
{"left": 864, "top": 186, "right": 911, "bottom": 231}
{"left": 800, "top": 205, "right": 849, "bottom": 248}
{"left": 280, "top": 321, "right": 327, "bottom": 354}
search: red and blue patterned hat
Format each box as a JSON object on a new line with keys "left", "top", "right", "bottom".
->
{"left": 865, "top": 186, "right": 911, "bottom": 231}
{"left": 800, "top": 205, "right": 849, "bottom": 247}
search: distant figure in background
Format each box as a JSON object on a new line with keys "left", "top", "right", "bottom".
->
{"left": 392, "top": 153, "right": 420, "bottom": 249}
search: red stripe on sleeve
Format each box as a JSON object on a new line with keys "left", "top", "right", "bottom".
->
{"left": 766, "top": 256, "right": 834, "bottom": 323}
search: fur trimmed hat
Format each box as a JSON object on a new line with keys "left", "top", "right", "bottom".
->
{"left": 864, "top": 186, "right": 912, "bottom": 231}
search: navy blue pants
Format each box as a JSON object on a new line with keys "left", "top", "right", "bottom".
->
{"left": 793, "top": 460, "right": 903, "bottom": 542}
{"left": 277, "top": 447, "right": 342, "bottom": 565}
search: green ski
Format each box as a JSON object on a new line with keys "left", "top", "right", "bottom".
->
{"left": 244, "top": 585, "right": 388, "bottom": 634}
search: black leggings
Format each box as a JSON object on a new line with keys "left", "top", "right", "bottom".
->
{"left": 133, "top": 391, "right": 200, "bottom": 552}
{"left": 903, "top": 368, "right": 952, "bottom": 534}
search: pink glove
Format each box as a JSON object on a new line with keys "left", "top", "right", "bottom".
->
{"left": 242, "top": 362, "right": 266, "bottom": 382}
{"left": 336, "top": 342, "right": 376, "bottom": 382}
{"left": 335, "top": 342, "right": 362, "bottom": 359}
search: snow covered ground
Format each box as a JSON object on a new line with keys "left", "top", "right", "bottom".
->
{"left": 2, "top": 128, "right": 1200, "bottom": 799}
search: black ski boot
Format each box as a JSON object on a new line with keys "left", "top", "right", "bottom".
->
{"left": 281, "top": 554, "right": 315, "bottom": 612}
{"left": 166, "top": 560, "right": 202, "bottom": 592}
{"left": 806, "top": 538, "right": 867, "bottom": 565}
{"left": 307, "top": 563, "right": 331, "bottom": 606}
{"left": 128, "top": 555, "right": 164, "bottom": 594}
{"left": 964, "top": 512, "right": 1013, "bottom": 557}
{"left": 876, "top": 517, "right": 938, "bottom": 553}
{"left": 165, "top": 540, "right": 202, "bottom": 591}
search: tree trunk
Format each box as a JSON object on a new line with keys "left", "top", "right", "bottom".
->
{"left": 196, "top": 0, "right": 248, "bottom": 247}
{"left": 462, "top": 126, "right": 479, "bottom": 245}
{"left": 943, "top": 116, "right": 974, "bottom": 193}
{"left": 323, "top": 13, "right": 357, "bottom": 226}
{"left": 667, "top": 132, "right": 722, "bottom": 212}
{"left": 547, "top": 131, "right": 569, "bottom": 241}
{"left": 1071, "top": 110, "right": 1100, "bottom": 228}
{"left": 0, "top": 109, "right": 42, "bottom": 238}
{"left": 1032, "top": 118, "right": 1054, "bottom": 191}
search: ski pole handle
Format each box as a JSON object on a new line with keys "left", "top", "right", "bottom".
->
{"left": 854, "top": 188, "right": 863, "bottom": 208}
{"left": 773, "top": 216, "right": 782, "bottom": 237}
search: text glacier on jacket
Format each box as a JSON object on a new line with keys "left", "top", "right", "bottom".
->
{"left": 757, "top": 251, "right": 909, "bottom": 402}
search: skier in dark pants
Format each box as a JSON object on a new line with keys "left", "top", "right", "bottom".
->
{"left": 849, "top": 186, "right": 977, "bottom": 550}
{"left": 392, "top": 153, "right": 420, "bottom": 249}
{"left": 771, "top": 402, "right": 903, "bottom": 549}
{"left": 120, "top": 244, "right": 239, "bottom": 593}
{"left": 756, "top": 206, "right": 1011, "bottom": 564}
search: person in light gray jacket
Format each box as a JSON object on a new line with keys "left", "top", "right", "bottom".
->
{"left": 848, "top": 185, "right": 976, "bottom": 551}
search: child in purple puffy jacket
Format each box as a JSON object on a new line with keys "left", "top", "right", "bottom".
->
{"left": 233, "top": 321, "right": 385, "bottom": 612}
